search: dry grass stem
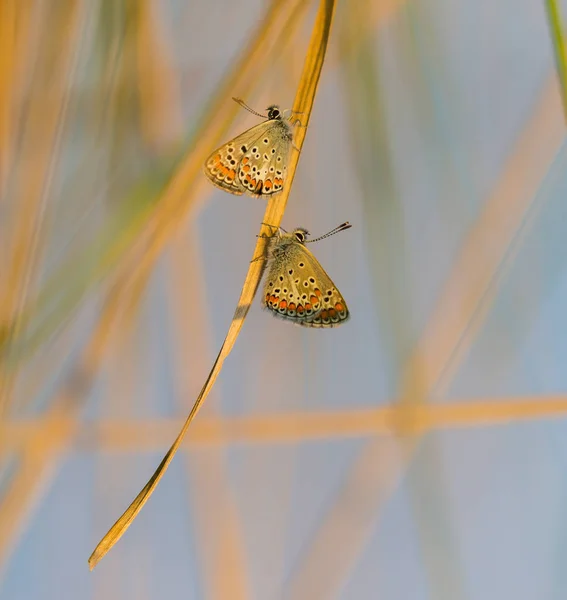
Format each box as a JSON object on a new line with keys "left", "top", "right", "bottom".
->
{"left": 88, "top": 0, "right": 337, "bottom": 569}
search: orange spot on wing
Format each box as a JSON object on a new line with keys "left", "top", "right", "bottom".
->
{"left": 320, "top": 310, "right": 329, "bottom": 320}
{"left": 328, "top": 308, "right": 337, "bottom": 318}
{"left": 255, "top": 180, "right": 263, "bottom": 193}
{"left": 241, "top": 157, "right": 249, "bottom": 165}
{"left": 242, "top": 164, "right": 250, "bottom": 173}
{"left": 314, "top": 289, "right": 322, "bottom": 298}
{"left": 270, "top": 295, "right": 278, "bottom": 305}
{"left": 297, "top": 305, "right": 304, "bottom": 314}
{"left": 264, "top": 179, "right": 272, "bottom": 191}
{"left": 335, "top": 302, "right": 344, "bottom": 311}
{"left": 288, "top": 302, "right": 296, "bottom": 311}
{"left": 279, "top": 300, "right": 287, "bottom": 309}
{"left": 305, "top": 303, "right": 312, "bottom": 310}
{"left": 310, "top": 295, "right": 318, "bottom": 305}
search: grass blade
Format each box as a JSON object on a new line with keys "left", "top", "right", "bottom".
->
{"left": 546, "top": 0, "right": 567, "bottom": 122}
{"left": 88, "top": 0, "right": 337, "bottom": 571}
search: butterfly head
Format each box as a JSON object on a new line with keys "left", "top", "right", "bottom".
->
{"left": 292, "top": 227, "right": 309, "bottom": 244}
{"left": 266, "top": 105, "right": 282, "bottom": 120}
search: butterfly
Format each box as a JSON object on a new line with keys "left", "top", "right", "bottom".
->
{"left": 262, "top": 222, "right": 351, "bottom": 328}
{"left": 204, "top": 98, "right": 295, "bottom": 197}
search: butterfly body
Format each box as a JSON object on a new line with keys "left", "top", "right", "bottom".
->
{"left": 263, "top": 227, "right": 350, "bottom": 328}
{"left": 204, "top": 105, "right": 293, "bottom": 197}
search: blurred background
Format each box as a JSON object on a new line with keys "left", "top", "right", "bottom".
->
{"left": 1, "top": 0, "right": 567, "bottom": 598}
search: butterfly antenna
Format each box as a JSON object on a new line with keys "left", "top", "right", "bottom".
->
{"left": 306, "top": 222, "right": 352, "bottom": 244}
{"left": 232, "top": 97, "right": 267, "bottom": 119}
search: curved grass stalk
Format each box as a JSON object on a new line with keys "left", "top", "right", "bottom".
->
{"left": 546, "top": 0, "right": 567, "bottom": 122}
{"left": 89, "top": 0, "right": 337, "bottom": 571}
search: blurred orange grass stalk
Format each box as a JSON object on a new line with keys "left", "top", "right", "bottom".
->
{"left": 0, "top": 0, "right": 306, "bottom": 367}
{"left": 0, "top": 2, "right": 89, "bottom": 415}
{"left": 88, "top": 0, "right": 337, "bottom": 569}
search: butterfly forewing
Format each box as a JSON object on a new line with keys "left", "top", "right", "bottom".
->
{"left": 204, "top": 122, "right": 269, "bottom": 195}
{"left": 263, "top": 233, "right": 349, "bottom": 328}
{"left": 204, "top": 111, "right": 292, "bottom": 198}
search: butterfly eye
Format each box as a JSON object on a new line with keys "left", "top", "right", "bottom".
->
{"left": 294, "top": 232, "right": 305, "bottom": 243}
{"left": 268, "top": 106, "right": 280, "bottom": 119}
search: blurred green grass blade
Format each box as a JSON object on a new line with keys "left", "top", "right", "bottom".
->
{"left": 546, "top": 0, "right": 567, "bottom": 122}
{"left": 338, "top": 2, "right": 412, "bottom": 370}
{"left": 340, "top": 7, "right": 468, "bottom": 597}
{"left": 2, "top": 158, "right": 176, "bottom": 366}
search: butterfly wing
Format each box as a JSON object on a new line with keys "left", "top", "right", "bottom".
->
{"left": 204, "top": 121, "right": 271, "bottom": 195}
{"left": 204, "top": 119, "right": 292, "bottom": 197}
{"left": 236, "top": 120, "right": 291, "bottom": 196}
{"left": 263, "top": 240, "right": 349, "bottom": 328}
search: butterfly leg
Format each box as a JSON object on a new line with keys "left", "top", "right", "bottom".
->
{"left": 259, "top": 222, "right": 280, "bottom": 234}
{"left": 250, "top": 254, "right": 266, "bottom": 263}
{"left": 283, "top": 108, "right": 304, "bottom": 119}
